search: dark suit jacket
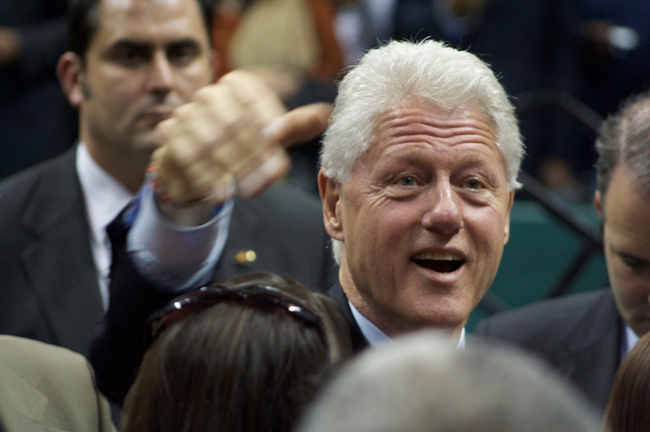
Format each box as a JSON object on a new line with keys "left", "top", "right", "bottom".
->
{"left": 92, "top": 181, "right": 338, "bottom": 404}
{"left": 0, "top": 146, "right": 336, "bottom": 362}
{"left": 0, "top": 149, "right": 105, "bottom": 357}
{"left": 473, "top": 288, "right": 622, "bottom": 412}
{"left": 327, "top": 282, "right": 369, "bottom": 353}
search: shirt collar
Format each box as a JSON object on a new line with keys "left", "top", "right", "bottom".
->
{"left": 348, "top": 300, "right": 466, "bottom": 350}
{"left": 623, "top": 324, "right": 639, "bottom": 359}
{"left": 76, "top": 143, "right": 134, "bottom": 247}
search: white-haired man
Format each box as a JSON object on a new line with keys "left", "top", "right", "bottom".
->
{"left": 317, "top": 40, "right": 522, "bottom": 350}
{"left": 475, "top": 92, "right": 650, "bottom": 413}
{"left": 92, "top": 39, "right": 525, "bottom": 402}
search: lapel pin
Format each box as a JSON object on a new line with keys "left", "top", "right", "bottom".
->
{"left": 234, "top": 250, "right": 257, "bottom": 265}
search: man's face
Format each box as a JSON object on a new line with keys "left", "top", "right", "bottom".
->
{"left": 322, "top": 99, "right": 514, "bottom": 336}
{"left": 596, "top": 166, "right": 650, "bottom": 338}
{"left": 78, "top": 0, "right": 213, "bottom": 162}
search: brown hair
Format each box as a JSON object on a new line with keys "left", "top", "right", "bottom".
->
{"left": 120, "top": 272, "right": 351, "bottom": 432}
{"left": 595, "top": 91, "right": 650, "bottom": 204}
{"left": 603, "top": 331, "right": 650, "bottom": 432}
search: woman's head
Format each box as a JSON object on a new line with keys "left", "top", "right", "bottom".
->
{"left": 121, "top": 272, "right": 351, "bottom": 432}
{"left": 604, "top": 331, "right": 650, "bottom": 432}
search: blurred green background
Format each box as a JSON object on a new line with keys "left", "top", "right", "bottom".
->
{"left": 467, "top": 199, "right": 609, "bottom": 332}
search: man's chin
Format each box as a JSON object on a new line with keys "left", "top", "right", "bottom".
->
{"left": 408, "top": 301, "right": 470, "bottom": 333}
{"left": 381, "top": 303, "right": 469, "bottom": 336}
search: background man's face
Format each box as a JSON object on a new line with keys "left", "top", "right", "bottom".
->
{"left": 332, "top": 99, "right": 514, "bottom": 336}
{"left": 79, "top": 0, "right": 213, "bottom": 160}
{"left": 598, "top": 166, "right": 650, "bottom": 338}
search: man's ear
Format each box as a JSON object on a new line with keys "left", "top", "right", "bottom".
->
{"left": 594, "top": 190, "right": 603, "bottom": 219}
{"left": 503, "top": 190, "right": 515, "bottom": 244}
{"left": 318, "top": 169, "right": 344, "bottom": 241}
{"left": 56, "top": 52, "right": 86, "bottom": 108}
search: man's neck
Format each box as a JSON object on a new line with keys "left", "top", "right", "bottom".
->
{"left": 82, "top": 139, "right": 148, "bottom": 193}
{"left": 339, "top": 272, "right": 465, "bottom": 342}
{"left": 348, "top": 300, "right": 466, "bottom": 349}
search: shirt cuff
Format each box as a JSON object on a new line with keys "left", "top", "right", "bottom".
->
{"left": 126, "top": 181, "right": 233, "bottom": 291}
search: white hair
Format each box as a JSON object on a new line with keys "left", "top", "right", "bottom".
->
{"left": 297, "top": 331, "right": 604, "bottom": 432}
{"left": 320, "top": 40, "right": 523, "bottom": 264}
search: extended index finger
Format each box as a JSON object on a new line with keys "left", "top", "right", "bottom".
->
{"left": 266, "top": 102, "right": 332, "bottom": 148}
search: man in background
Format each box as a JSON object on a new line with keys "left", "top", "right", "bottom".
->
{"left": 0, "top": 0, "right": 335, "bottom": 356}
{"left": 475, "top": 92, "right": 650, "bottom": 412}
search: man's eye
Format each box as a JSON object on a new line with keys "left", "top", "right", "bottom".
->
{"left": 622, "top": 256, "right": 647, "bottom": 270}
{"left": 168, "top": 45, "right": 199, "bottom": 65}
{"left": 397, "top": 176, "right": 417, "bottom": 186}
{"left": 465, "top": 179, "right": 483, "bottom": 190}
{"left": 112, "top": 49, "right": 148, "bottom": 66}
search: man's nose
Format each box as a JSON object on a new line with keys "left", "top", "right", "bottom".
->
{"left": 421, "top": 180, "right": 462, "bottom": 234}
{"left": 148, "top": 51, "right": 174, "bottom": 96}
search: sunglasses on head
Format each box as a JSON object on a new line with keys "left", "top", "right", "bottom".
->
{"left": 146, "top": 284, "right": 328, "bottom": 351}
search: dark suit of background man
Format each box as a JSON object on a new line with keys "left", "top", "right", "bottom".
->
{"left": 0, "top": 0, "right": 336, "bottom": 357}
{"left": 475, "top": 92, "right": 650, "bottom": 413}
{"left": 90, "top": 39, "right": 526, "bottom": 403}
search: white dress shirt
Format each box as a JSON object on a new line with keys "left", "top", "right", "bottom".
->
{"left": 623, "top": 324, "right": 639, "bottom": 359}
{"left": 76, "top": 143, "right": 232, "bottom": 307}
{"left": 76, "top": 144, "right": 133, "bottom": 308}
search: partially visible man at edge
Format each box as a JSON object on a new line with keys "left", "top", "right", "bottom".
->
{"left": 91, "top": 39, "right": 524, "bottom": 404}
{"left": 0, "top": 0, "right": 336, "bottom": 357}
{"left": 475, "top": 92, "right": 650, "bottom": 413}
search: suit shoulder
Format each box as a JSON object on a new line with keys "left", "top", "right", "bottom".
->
{"left": 0, "top": 336, "right": 116, "bottom": 432}
{"left": 0, "top": 150, "right": 75, "bottom": 188}
{"left": 245, "top": 183, "right": 323, "bottom": 225}
{"left": 257, "top": 183, "right": 322, "bottom": 210}
{"left": 474, "top": 289, "right": 615, "bottom": 342}
{"left": 0, "top": 150, "right": 76, "bottom": 207}
{"left": 0, "top": 335, "right": 87, "bottom": 377}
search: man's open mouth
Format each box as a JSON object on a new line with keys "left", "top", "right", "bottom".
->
{"left": 413, "top": 252, "right": 464, "bottom": 273}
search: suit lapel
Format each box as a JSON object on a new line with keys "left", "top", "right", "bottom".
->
{"left": 19, "top": 150, "right": 104, "bottom": 356}
{"left": 212, "top": 198, "right": 261, "bottom": 282}
{"left": 327, "top": 283, "right": 369, "bottom": 353}
{"left": 0, "top": 362, "right": 48, "bottom": 432}
{"left": 560, "top": 290, "right": 621, "bottom": 412}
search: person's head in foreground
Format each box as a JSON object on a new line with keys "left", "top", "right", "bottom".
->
{"left": 593, "top": 91, "right": 650, "bottom": 340}
{"left": 318, "top": 39, "right": 524, "bottom": 340}
{"left": 604, "top": 331, "right": 650, "bottom": 432}
{"left": 297, "top": 331, "right": 605, "bottom": 432}
{"left": 120, "top": 272, "right": 351, "bottom": 432}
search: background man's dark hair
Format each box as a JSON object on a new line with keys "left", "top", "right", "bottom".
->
{"left": 66, "top": 0, "right": 215, "bottom": 62}
{"left": 595, "top": 91, "right": 650, "bottom": 203}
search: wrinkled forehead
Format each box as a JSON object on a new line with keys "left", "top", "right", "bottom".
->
{"left": 359, "top": 99, "right": 502, "bottom": 164}
{"left": 376, "top": 99, "right": 495, "bottom": 134}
